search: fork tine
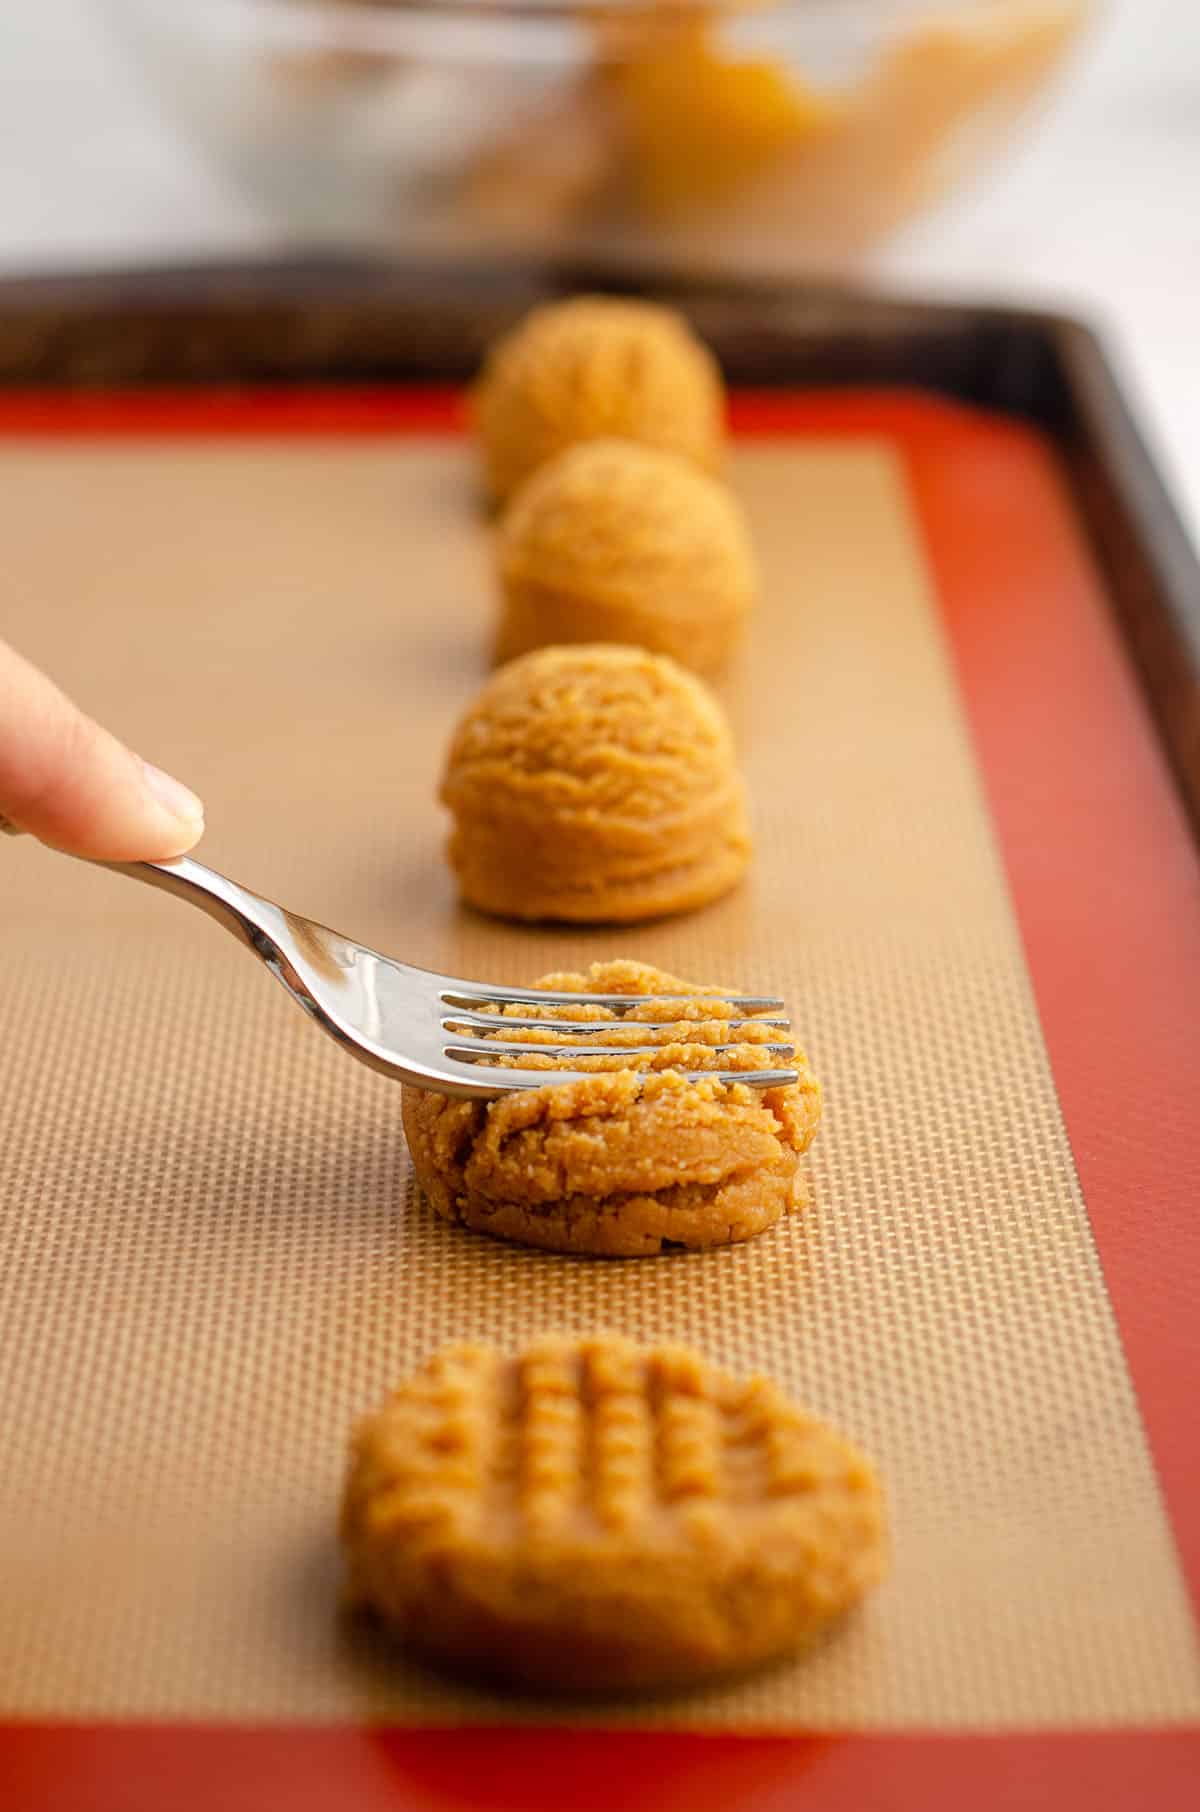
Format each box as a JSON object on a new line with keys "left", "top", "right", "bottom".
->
{"left": 444, "top": 1040, "right": 797, "bottom": 1064}
{"left": 441, "top": 1064, "right": 800, "bottom": 1098}
{"left": 439, "top": 986, "right": 787, "bottom": 1014}
{"left": 442, "top": 1009, "right": 791, "bottom": 1034}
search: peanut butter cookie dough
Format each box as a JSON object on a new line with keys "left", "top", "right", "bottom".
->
{"left": 472, "top": 295, "right": 725, "bottom": 504}
{"left": 440, "top": 645, "right": 751, "bottom": 923}
{"left": 342, "top": 1333, "right": 886, "bottom": 1691}
{"left": 402, "top": 960, "right": 821, "bottom": 1257}
{"left": 495, "top": 438, "right": 756, "bottom": 672}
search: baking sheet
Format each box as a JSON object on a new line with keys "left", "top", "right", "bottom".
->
{"left": 1, "top": 413, "right": 1197, "bottom": 1733}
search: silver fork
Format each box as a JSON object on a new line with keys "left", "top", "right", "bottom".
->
{"left": 87, "top": 856, "right": 799, "bottom": 1099}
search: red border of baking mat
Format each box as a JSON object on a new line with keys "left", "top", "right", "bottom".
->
{"left": 2, "top": 388, "right": 1197, "bottom": 1811}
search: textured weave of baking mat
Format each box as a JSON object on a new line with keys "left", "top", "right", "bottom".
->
{"left": 1, "top": 394, "right": 1198, "bottom": 1737}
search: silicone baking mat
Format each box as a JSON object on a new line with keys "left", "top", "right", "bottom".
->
{"left": 1, "top": 389, "right": 1198, "bottom": 1809}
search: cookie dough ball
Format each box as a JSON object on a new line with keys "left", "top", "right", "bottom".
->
{"left": 402, "top": 959, "right": 821, "bottom": 1256}
{"left": 342, "top": 1334, "right": 886, "bottom": 1691}
{"left": 440, "top": 645, "right": 751, "bottom": 923}
{"left": 473, "top": 295, "right": 725, "bottom": 503}
{"left": 495, "top": 439, "right": 756, "bottom": 673}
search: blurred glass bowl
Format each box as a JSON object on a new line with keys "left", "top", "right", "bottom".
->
{"left": 106, "top": 0, "right": 1093, "bottom": 277}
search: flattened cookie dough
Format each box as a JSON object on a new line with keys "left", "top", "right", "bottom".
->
{"left": 495, "top": 438, "right": 756, "bottom": 673}
{"left": 342, "top": 1333, "right": 886, "bottom": 1691}
{"left": 440, "top": 645, "right": 752, "bottom": 923}
{"left": 402, "top": 960, "right": 821, "bottom": 1256}
{"left": 472, "top": 295, "right": 725, "bottom": 504}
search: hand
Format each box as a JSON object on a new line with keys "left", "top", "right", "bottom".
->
{"left": 0, "top": 637, "right": 205, "bottom": 861}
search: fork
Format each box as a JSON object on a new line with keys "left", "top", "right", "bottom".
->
{"left": 77, "top": 855, "right": 799, "bottom": 1099}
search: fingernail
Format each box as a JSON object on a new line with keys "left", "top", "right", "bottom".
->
{"left": 143, "top": 761, "right": 205, "bottom": 825}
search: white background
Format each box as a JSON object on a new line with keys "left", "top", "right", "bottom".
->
{"left": 1, "top": 1, "right": 1197, "bottom": 537}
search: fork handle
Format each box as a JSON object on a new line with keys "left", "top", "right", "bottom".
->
{"left": 107, "top": 855, "right": 279, "bottom": 951}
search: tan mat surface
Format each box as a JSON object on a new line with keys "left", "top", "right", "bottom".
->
{"left": 1, "top": 435, "right": 1197, "bottom": 1729}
